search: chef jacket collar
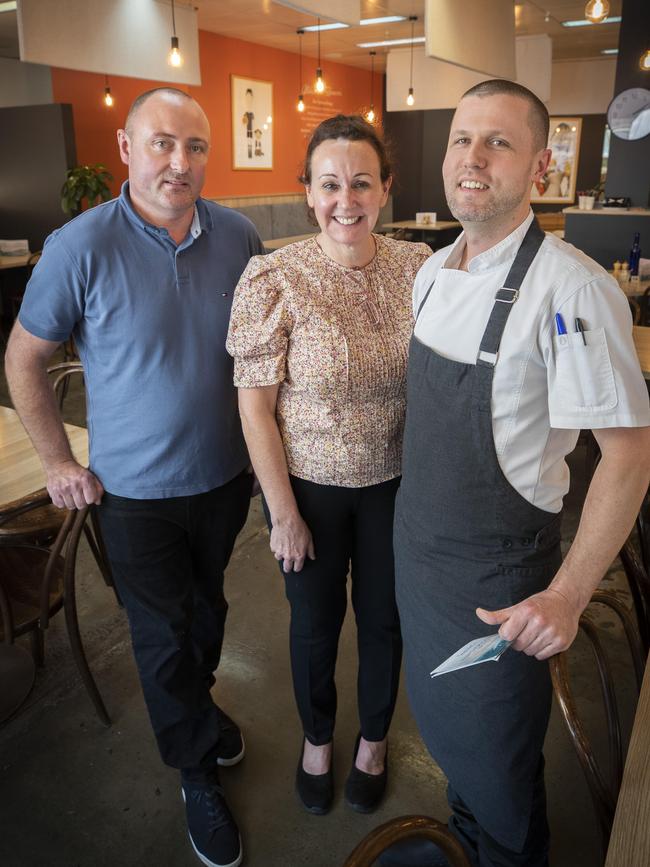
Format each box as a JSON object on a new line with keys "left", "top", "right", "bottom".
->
{"left": 443, "top": 209, "right": 535, "bottom": 274}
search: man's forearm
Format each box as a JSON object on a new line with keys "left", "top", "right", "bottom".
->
{"left": 550, "top": 439, "right": 650, "bottom": 612}
{"left": 5, "top": 334, "right": 73, "bottom": 471}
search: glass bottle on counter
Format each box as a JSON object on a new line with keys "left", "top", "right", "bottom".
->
{"left": 628, "top": 232, "right": 641, "bottom": 277}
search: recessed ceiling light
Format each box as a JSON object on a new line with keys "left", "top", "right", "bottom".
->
{"left": 561, "top": 16, "right": 621, "bottom": 27}
{"left": 359, "top": 16, "right": 407, "bottom": 26}
{"left": 302, "top": 22, "right": 348, "bottom": 32}
{"left": 357, "top": 37, "right": 426, "bottom": 49}
{"left": 601, "top": 48, "right": 619, "bottom": 54}
{"left": 0, "top": 1, "right": 17, "bottom": 12}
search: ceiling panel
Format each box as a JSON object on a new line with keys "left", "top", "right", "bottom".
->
{"left": 0, "top": 1, "right": 623, "bottom": 68}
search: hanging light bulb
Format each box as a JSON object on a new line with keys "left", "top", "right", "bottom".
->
{"left": 406, "top": 16, "right": 417, "bottom": 106}
{"left": 296, "top": 30, "right": 305, "bottom": 112}
{"left": 103, "top": 74, "right": 114, "bottom": 107}
{"left": 640, "top": 49, "right": 650, "bottom": 71}
{"left": 167, "top": 0, "right": 183, "bottom": 67}
{"left": 315, "top": 18, "right": 325, "bottom": 93}
{"left": 584, "top": 0, "right": 610, "bottom": 24}
{"left": 365, "top": 51, "right": 376, "bottom": 123}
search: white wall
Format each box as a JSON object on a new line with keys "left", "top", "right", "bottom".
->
{"left": 0, "top": 57, "right": 52, "bottom": 107}
{"left": 548, "top": 58, "right": 616, "bottom": 115}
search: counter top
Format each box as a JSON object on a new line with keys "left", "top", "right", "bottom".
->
{"left": 563, "top": 207, "right": 650, "bottom": 216}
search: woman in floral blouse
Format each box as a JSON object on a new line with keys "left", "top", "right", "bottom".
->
{"left": 226, "top": 115, "right": 430, "bottom": 816}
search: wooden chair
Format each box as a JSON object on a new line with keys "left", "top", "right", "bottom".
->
{"left": 343, "top": 815, "right": 472, "bottom": 867}
{"left": 550, "top": 589, "right": 645, "bottom": 861}
{"left": 0, "top": 494, "right": 111, "bottom": 726}
{"left": 628, "top": 298, "right": 641, "bottom": 325}
{"left": 619, "top": 539, "right": 650, "bottom": 653}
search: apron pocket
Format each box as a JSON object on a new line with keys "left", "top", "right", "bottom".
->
{"left": 498, "top": 560, "right": 559, "bottom": 606}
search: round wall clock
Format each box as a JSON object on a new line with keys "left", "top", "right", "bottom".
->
{"left": 607, "top": 87, "right": 650, "bottom": 141}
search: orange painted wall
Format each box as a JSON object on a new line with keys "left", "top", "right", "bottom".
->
{"left": 51, "top": 29, "right": 384, "bottom": 199}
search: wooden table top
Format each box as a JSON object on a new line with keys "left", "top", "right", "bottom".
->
{"left": 381, "top": 220, "right": 461, "bottom": 232}
{"left": 0, "top": 406, "right": 89, "bottom": 506}
{"left": 263, "top": 233, "right": 315, "bottom": 251}
{"left": 605, "top": 655, "right": 650, "bottom": 867}
{"left": 633, "top": 326, "right": 650, "bottom": 380}
{"left": 0, "top": 254, "right": 31, "bottom": 270}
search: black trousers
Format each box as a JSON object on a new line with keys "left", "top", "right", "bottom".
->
{"left": 97, "top": 472, "right": 252, "bottom": 778}
{"left": 265, "top": 475, "right": 403, "bottom": 746}
{"left": 448, "top": 756, "right": 549, "bottom": 867}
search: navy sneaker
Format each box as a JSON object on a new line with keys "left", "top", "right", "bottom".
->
{"left": 214, "top": 707, "right": 245, "bottom": 767}
{"left": 182, "top": 776, "right": 243, "bottom": 867}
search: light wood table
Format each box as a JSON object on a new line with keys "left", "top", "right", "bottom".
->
{"left": 0, "top": 405, "right": 89, "bottom": 505}
{"left": 0, "top": 254, "right": 31, "bottom": 270}
{"left": 633, "top": 326, "right": 650, "bottom": 380}
{"left": 605, "top": 655, "right": 650, "bottom": 867}
{"left": 381, "top": 219, "right": 461, "bottom": 232}
{"left": 263, "top": 233, "right": 315, "bottom": 251}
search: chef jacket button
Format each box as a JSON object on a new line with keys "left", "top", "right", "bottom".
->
{"left": 502, "top": 538, "right": 513, "bottom": 550}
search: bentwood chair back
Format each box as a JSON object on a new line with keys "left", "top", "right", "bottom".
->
{"left": 619, "top": 539, "right": 650, "bottom": 653}
{"left": 550, "top": 590, "right": 645, "bottom": 861}
{"left": 0, "top": 493, "right": 111, "bottom": 726}
{"left": 343, "top": 815, "right": 472, "bottom": 867}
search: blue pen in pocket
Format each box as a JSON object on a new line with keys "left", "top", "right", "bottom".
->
{"left": 555, "top": 313, "right": 567, "bottom": 336}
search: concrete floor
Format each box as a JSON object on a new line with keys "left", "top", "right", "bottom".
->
{"left": 0, "top": 364, "right": 640, "bottom": 867}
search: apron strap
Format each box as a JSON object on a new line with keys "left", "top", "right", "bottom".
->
{"left": 477, "top": 218, "right": 545, "bottom": 367}
{"left": 415, "top": 279, "right": 436, "bottom": 322}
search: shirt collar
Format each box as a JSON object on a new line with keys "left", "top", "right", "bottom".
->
{"left": 444, "top": 209, "right": 535, "bottom": 274}
{"left": 118, "top": 181, "right": 212, "bottom": 237}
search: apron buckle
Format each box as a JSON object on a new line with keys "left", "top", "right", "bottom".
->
{"left": 495, "top": 287, "right": 520, "bottom": 304}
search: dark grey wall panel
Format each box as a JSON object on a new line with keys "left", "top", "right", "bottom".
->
{"left": 384, "top": 110, "right": 423, "bottom": 221}
{"left": 565, "top": 212, "right": 650, "bottom": 269}
{"left": 605, "top": 0, "right": 650, "bottom": 207}
{"left": 0, "top": 103, "right": 76, "bottom": 251}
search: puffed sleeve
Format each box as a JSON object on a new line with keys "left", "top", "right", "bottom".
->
{"left": 226, "top": 254, "right": 294, "bottom": 387}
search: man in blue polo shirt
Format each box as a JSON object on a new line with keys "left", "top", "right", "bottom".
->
{"left": 5, "top": 87, "right": 264, "bottom": 867}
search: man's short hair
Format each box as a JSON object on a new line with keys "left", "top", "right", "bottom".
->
{"left": 125, "top": 87, "right": 193, "bottom": 136}
{"left": 461, "top": 79, "right": 549, "bottom": 152}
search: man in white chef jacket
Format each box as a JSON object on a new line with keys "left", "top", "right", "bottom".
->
{"left": 383, "top": 79, "right": 650, "bottom": 867}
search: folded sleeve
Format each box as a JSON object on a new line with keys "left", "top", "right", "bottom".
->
{"left": 544, "top": 275, "right": 650, "bottom": 429}
{"left": 226, "top": 254, "right": 294, "bottom": 387}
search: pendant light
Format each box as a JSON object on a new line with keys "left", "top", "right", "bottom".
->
{"left": 406, "top": 16, "right": 416, "bottom": 106}
{"left": 315, "top": 18, "right": 325, "bottom": 93}
{"left": 297, "top": 29, "right": 305, "bottom": 112}
{"left": 168, "top": 0, "right": 183, "bottom": 67}
{"left": 365, "top": 51, "right": 376, "bottom": 123}
{"left": 640, "top": 48, "right": 650, "bottom": 71}
{"left": 584, "top": 0, "right": 610, "bottom": 24}
{"left": 103, "top": 74, "right": 114, "bottom": 108}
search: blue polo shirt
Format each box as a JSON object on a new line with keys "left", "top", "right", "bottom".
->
{"left": 19, "top": 182, "right": 264, "bottom": 498}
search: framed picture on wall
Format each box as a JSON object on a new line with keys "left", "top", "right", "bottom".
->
{"left": 231, "top": 75, "right": 273, "bottom": 170}
{"left": 531, "top": 117, "right": 582, "bottom": 204}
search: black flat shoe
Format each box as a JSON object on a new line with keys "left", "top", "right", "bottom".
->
{"left": 344, "top": 732, "right": 388, "bottom": 813}
{"left": 295, "top": 742, "right": 333, "bottom": 815}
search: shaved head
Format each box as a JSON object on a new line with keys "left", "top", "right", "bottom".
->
{"left": 124, "top": 87, "right": 206, "bottom": 138}
{"left": 461, "top": 79, "right": 549, "bottom": 152}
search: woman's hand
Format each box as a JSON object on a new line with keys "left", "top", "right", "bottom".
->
{"left": 270, "top": 514, "right": 316, "bottom": 573}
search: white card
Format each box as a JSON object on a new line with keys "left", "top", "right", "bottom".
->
{"left": 430, "top": 634, "right": 512, "bottom": 678}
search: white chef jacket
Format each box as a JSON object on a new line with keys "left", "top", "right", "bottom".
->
{"left": 413, "top": 210, "right": 650, "bottom": 513}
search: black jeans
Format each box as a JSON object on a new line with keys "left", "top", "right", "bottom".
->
{"left": 265, "top": 475, "right": 402, "bottom": 746}
{"left": 98, "top": 472, "right": 252, "bottom": 778}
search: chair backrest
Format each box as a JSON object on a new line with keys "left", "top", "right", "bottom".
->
{"left": 619, "top": 539, "right": 650, "bottom": 653}
{"left": 550, "top": 590, "right": 644, "bottom": 861}
{"left": 47, "top": 360, "right": 84, "bottom": 410}
{"left": 343, "top": 815, "right": 472, "bottom": 867}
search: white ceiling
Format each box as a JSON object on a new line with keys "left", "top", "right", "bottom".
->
{"left": 0, "top": 0, "right": 623, "bottom": 68}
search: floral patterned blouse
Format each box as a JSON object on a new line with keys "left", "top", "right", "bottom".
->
{"left": 226, "top": 234, "right": 431, "bottom": 487}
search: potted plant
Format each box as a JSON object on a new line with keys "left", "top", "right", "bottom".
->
{"left": 61, "top": 164, "right": 114, "bottom": 216}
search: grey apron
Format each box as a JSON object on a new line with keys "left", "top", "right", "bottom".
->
{"left": 394, "top": 219, "right": 562, "bottom": 852}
